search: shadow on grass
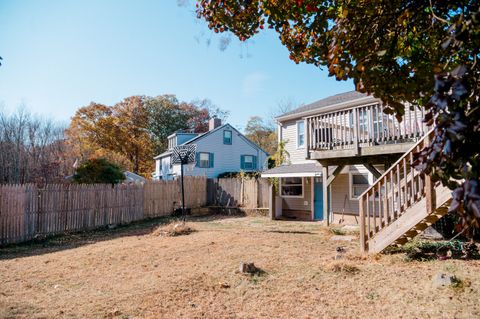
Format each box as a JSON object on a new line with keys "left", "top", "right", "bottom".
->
{"left": 0, "top": 213, "right": 248, "bottom": 261}
{"left": 265, "top": 230, "right": 316, "bottom": 235}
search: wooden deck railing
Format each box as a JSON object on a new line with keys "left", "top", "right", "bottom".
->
{"left": 306, "top": 103, "right": 428, "bottom": 152}
{"left": 358, "top": 130, "right": 434, "bottom": 252}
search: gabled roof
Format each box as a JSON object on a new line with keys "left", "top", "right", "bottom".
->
{"left": 153, "top": 123, "right": 269, "bottom": 159}
{"left": 183, "top": 123, "right": 269, "bottom": 156}
{"left": 277, "top": 91, "right": 379, "bottom": 121}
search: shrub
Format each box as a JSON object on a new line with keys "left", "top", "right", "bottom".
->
{"left": 73, "top": 158, "right": 125, "bottom": 184}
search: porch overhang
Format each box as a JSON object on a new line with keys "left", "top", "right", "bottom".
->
{"left": 309, "top": 142, "right": 414, "bottom": 166}
{"left": 261, "top": 163, "right": 322, "bottom": 178}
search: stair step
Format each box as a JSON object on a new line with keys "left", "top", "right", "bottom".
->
{"left": 365, "top": 172, "right": 452, "bottom": 253}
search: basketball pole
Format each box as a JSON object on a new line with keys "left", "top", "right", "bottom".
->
{"left": 180, "top": 155, "right": 186, "bottom": 223}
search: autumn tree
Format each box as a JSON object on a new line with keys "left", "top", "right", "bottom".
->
{"left": 244, "top": 116, "right": 277, "bottom": 155}
{"left": 196, "top": 1, "right": 480, "bottom": 232}
{"left": 145, "top": 96, "right": 229, "bottom": 154}
{"left": 67, "top": 95, "right": 229, "bottom": 177}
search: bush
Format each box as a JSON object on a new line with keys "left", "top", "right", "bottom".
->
{"left": 73, "top": 158, "right": 125, "bottom": 184}
{"left": 217, "top": 171, "right": 261, "bottom": 179}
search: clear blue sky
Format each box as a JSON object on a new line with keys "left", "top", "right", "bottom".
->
{"left": 0, "top": 0, "right": 353, "bottom": 131}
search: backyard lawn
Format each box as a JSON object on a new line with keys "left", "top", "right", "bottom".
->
{"left": 1, "top": 215, "right": 479, "bottom": 319}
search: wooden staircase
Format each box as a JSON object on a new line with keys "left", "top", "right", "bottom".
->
{"left": 359, "top": 130, "right": 453, "bottom": 253}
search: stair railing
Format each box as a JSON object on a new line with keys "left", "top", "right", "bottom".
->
{"left": 359, "top": 129, "right": 435, "bottom": 252}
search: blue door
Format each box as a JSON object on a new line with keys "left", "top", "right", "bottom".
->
{"left": 314, "top": 178, "right": 323, "bottom": 220}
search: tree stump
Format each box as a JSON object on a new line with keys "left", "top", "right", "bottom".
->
{"left": 239, "top": 262, "right": 258, "bottom": 274}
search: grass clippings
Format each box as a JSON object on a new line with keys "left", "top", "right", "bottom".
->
{"left": 326, "top": 260, "right": 360, "bottom": 274}
{"left": 330, "top": 227, "right": 347, "bottom": 236}
{"left": 151, "top": 222, "right": 196, "bottom": 237}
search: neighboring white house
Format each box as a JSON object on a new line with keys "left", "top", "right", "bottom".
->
{"left": 153, "top": 118, "right": 269, "bottom": 180}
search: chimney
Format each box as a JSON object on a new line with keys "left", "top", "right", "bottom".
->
{"left": 209, "top": 117, "right": 222, "bottom": 131}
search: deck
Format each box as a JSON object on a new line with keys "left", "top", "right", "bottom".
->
{"left": 305, "top": 102, "right": 428, "bottom": 165}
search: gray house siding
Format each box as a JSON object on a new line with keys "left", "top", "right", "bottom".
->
{"left": 280, "top": 119, "right": 315, "bottom": 164}
{"left": 280, "top": 177, "right": 313, "bottom": 211}
{"left": 330, "top": 173, "right": 359, "bottom": 214}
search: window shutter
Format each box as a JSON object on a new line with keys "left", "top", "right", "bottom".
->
{"left": 253, "top": 156, "right": 257, "bottom": 170}
{"left": 195, "top": 152, "right": 200, "bottom": 167}
{"left": 240, "top": 155, "right": 245, "bottom": 170}
{"left": 209, "top": 153, "right": 214, "bottom": 168}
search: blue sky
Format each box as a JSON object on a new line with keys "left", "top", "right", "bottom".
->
{"left": 0, "top": 0, "right": 353, "bottom": 131}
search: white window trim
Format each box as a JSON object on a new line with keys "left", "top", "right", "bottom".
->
{"left": 223, "top": 130, "right": 232, "bottom": 145}
{"left": 349, "top": 171, "right": 372, "bottom": 200}
{"left": 296, "top": 120, "right": 305, "bottom": 149}
{"left": 198, "top": 152, "right": 210, "bottom": 168}
{"left": 280, "top": 177, "right": 304, "bottom": 198}
{"left": 243, "top": 155, "right": 254, "bottom": 170}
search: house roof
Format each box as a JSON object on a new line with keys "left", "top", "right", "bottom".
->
{"left": 181, "top": 123, "right": 269, "bottom": 155}
{"left": 154, "top": 150, "right": 172, "bottom": 160}
{"left": 124, "top": 171, "right": 146, "bottom": 182}
{"left": 277, "top": 91, "right": 379, "bottom": 121}
{"left": 261, "top": 163, "right": 323, "bottom": 178}
{"left": 153, "top": 123, "right": 269, "bottom": 159}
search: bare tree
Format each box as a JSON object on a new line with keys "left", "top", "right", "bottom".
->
{"left": 0, "top": 107, "right": 70, "bottom": 185}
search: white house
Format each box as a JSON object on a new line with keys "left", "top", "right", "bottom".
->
{"left": 153, "top": 118, "right": 269, "bottom": 180}
{"left": 261, "top": 91, "right": 427, "bottom": 223}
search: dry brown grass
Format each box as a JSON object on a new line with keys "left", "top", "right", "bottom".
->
{"left": 1, "top": 216, "right": 479, "bottom": 319}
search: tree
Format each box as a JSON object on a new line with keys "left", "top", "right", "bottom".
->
{"left": 66, "top": 102, "right": 138, "bottom": 174}
{"left": 196, "top": 1, "right": 480, "bottom": 232}
{"left": 244, "top": 116, "right": 277, "bottom": 155}
{"left": 145, "top": 96, "right": 229, "bottom": 154}
{"left": 73, "top": 158, "right": 125, "bottom": 184}
{"left": 0, "top": 107, "right": 70, "bottom": 184}
{"left": 67, "top": 95, "right": 229, "bottom": 177}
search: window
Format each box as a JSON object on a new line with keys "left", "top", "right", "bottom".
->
{"left": 197, "top": 152, "right": 213, "bottom": 168}
{"left": 281, "top": 177, "right": 303, "bottom": 197}
{"left": 350, "top": 173, "right": 370, "bottom": 199}
{"left": 241, "top": 155, "right": 256, "bottom": 170}
{"left": 223, "top": 130, "right": 232, "bottom": 145}
{"left": 297, "top": 121, "right": 305, "bottom": 148}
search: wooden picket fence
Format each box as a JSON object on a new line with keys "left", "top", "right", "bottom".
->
{"left": 143, "top": 177, "right": 207, "bottom": 218}
{"left": 207, "top": 178, "right": 270, "bottom": 209}
{"left": 0, "top": 177, "right": 207, "bottom": 245}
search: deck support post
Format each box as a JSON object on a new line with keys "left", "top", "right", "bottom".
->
{"left": 269, "top": 183, "right": 276, "bottom": 220}
{"left": 322, "top": 164, "right": 345, "bottom": 225}
{"left": 322, "top": 166, "right": 329, "bottom": 225}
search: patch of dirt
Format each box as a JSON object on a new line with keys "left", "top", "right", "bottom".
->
{"left": 1, "top": 216, "right": 480, "bottom": 318}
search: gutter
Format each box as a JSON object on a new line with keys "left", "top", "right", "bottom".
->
{"left": 276, "top": 96, "right": 379, "bottom": 122}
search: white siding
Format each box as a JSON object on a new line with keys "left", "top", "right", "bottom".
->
{"left": 154, "top": 156, "right": 175, "bottom": 180}
{"left": 170, "top": 124, "right": 269, "bottom": 179}
{"left": 280, "top": 119, "right": 316, "bottom": 164}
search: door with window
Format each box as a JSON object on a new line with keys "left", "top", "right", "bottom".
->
{"left": 314, "top": 177, "right": 323, "bottom": 220}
